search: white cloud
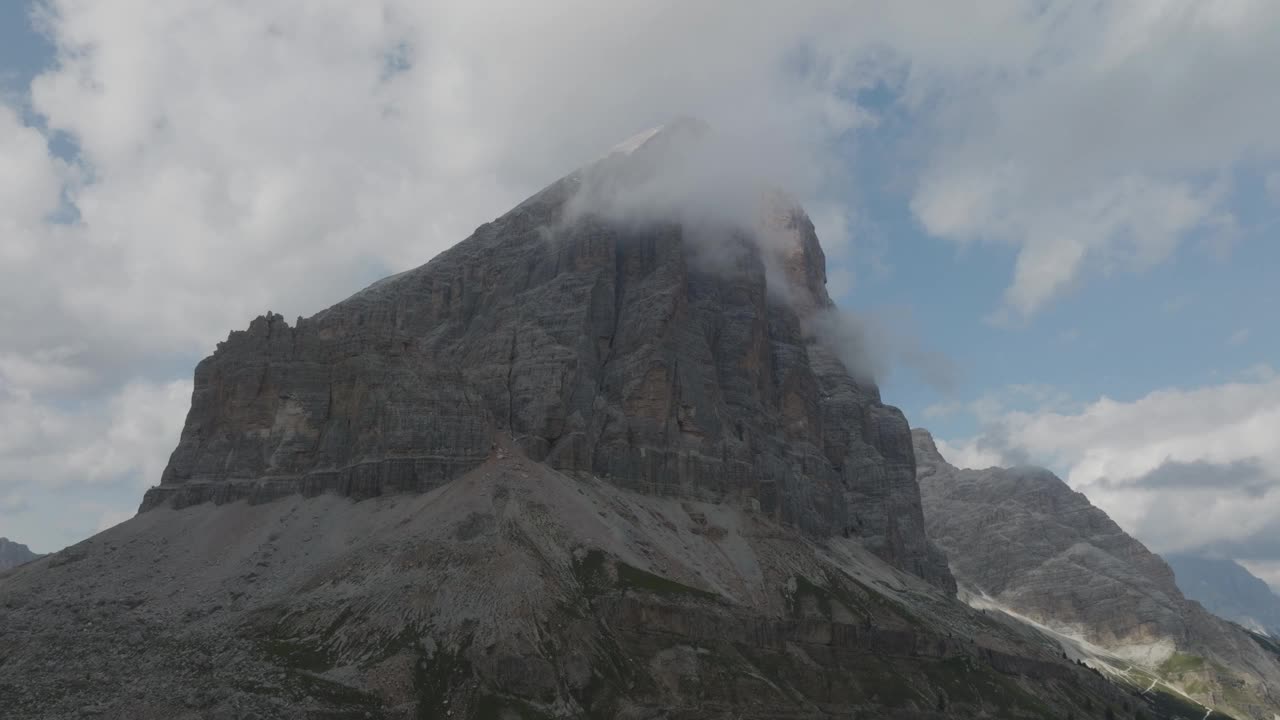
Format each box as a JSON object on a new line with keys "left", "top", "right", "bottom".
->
{"left": 2, "top": 1, "right": 1279, "bottom": 553}
{"left": 1229, "top": 328, "right": 1251, "bottom": 346}
{"left": 938, "top": 374, "right": 1280, "bottom": 563}
{"left": 910, "top": 1, "right": 1280, "bottom": 319}
{"left": 0, "top": 377, "right": 191, "bottom": 491}
{"left": 934, "top": 438, "right": 1005, "bottom": 471}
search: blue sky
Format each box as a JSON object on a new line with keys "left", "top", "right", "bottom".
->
{"left": 0, "top": 2, "right": 1278, "bottom": 591}
{"left": 858, "top": 185, "right": 1280, "bottom": 440}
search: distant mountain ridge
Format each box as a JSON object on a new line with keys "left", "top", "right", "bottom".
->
{"left": 913, "top": 427, "right": 1280, "bottom": 719}
{"left": 1166, "top": 553, "right": 1280, "bottom": 638}
{"left": 0, "top": 538, "right": 41, "bottom": 571}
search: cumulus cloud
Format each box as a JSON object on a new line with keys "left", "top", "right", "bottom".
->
{"left": 3, "top": 0, "right": 1280, "bottom": 552}
{"left": 936, "top": 372, "right": 1280, "bottom": 571}
{"left": 0, "top": 377, "right": 192, "bottom": 490}
{"left": 910, "top": 2, "right": 1280, "bottom": 319}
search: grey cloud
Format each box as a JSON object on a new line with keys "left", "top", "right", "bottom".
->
{"left": 811, "top": 307, "right": 959, "bottom": 393}
{"left": 1088, "top": 458, "right": 1277, "bottom": 498}
{"left": 1200, "top": 519, "right": 1280, "bottom": 565}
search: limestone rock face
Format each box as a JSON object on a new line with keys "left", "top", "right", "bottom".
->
{"left": 913, "top": 428, "right": 1280, "bottom": 718}
{"left": 0, "top": 538, "right": 40, "bottom": 572}
{"left": 143, "top": 125, "right": 952, "bottom": 590}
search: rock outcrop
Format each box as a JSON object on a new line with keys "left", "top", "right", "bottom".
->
{"left": 1167, "top": 553, "right": 1280, "bottom": 639}
{"left": 0, "top": 538, "right": 40, "bottom": 572}
{"left": 914, "top": 428, "right": 1280, "bottom": 718}
{"left": 142, "top": 122, "right": 951, "bottom": 590}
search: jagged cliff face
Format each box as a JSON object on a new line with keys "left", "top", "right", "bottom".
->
{"left": 913, "top": 428, "right": 1280, "bottom": 719}
{"left": 144, "top": 124, "right": 951, "bottom": 590}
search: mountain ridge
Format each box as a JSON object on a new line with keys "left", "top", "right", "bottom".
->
{"left": 1167, "top": 553, "right": 1280, "bottom": 639}
{"left": 0, "top": 538, "right": 41, "bottom": 572}
{"left": 913, "top": 426, "right": 1280, "bottom": 718}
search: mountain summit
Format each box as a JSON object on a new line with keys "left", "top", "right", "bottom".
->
{"left": 144, "top": 121, "right": 952, "bottom": 589}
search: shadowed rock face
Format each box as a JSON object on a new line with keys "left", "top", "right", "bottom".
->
{"left": 142, "top": 125, "right": 952, "bottom": 590}
{"left": 913, "top": 428, "right": 1280, "bottom": 718}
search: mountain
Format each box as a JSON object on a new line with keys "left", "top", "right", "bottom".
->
{"left": 914, "top": 427, "right": 1280, "bottom": 719}
{"left": 142, "top": 117, "right": 952, "bottom": 591}
{"left": 1167, "top": 553, "right": 1280, "bottom": 638}
{"left": 0, "top": 538, "right": 40, "bottom": 572}
{"left": 0, "top": 124, "right": 1227, "bottom": 719}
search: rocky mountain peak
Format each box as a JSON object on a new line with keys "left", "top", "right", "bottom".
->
{"left": 143, "top": 122, "right": 953, "bottom": 590}
{"left": 910, "top": 427, "right": 943, "bottom": 464}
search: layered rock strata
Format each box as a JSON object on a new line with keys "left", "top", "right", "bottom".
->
{"left": 143, "top": 124, "right": 951, "bottom": 588}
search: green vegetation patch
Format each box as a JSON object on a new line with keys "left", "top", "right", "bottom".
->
{"left": 289, "top": 672, "right": 384, "bottom": 711}
{"left": 413, "top": 637, "right": 475, "bottom": 720}
{"left": 1157, "top": 652, "right": 1205, "bottom": 676}
{"left": 1144, "top": 686, "right": 1224, "bottom": 720}
{"left": 853, "top": 658, "right": 920, "bottom": 708}
{"left": 572, "top": 547, "right": 718, "bottom": 601}
{"left": 469, "top": 693, "right": 556, "bottom": 720}
{"left": 615, "top": 560, "right": 718, "bottom": 600}
{"left": 783, "top": 571, "right": 922, "bottom": 628}
{"left": 259, "top": 636, "right": 338, "bottom": 673}
{"left": 571, "top": 549, "right": 611, "bottom": 599}
{"left": 785, "top": 574, "right": 838, "bottom": 618}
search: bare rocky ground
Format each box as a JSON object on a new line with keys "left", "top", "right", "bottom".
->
{"left": 2, "top": 438, "right": 1150, "bottom": 720}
